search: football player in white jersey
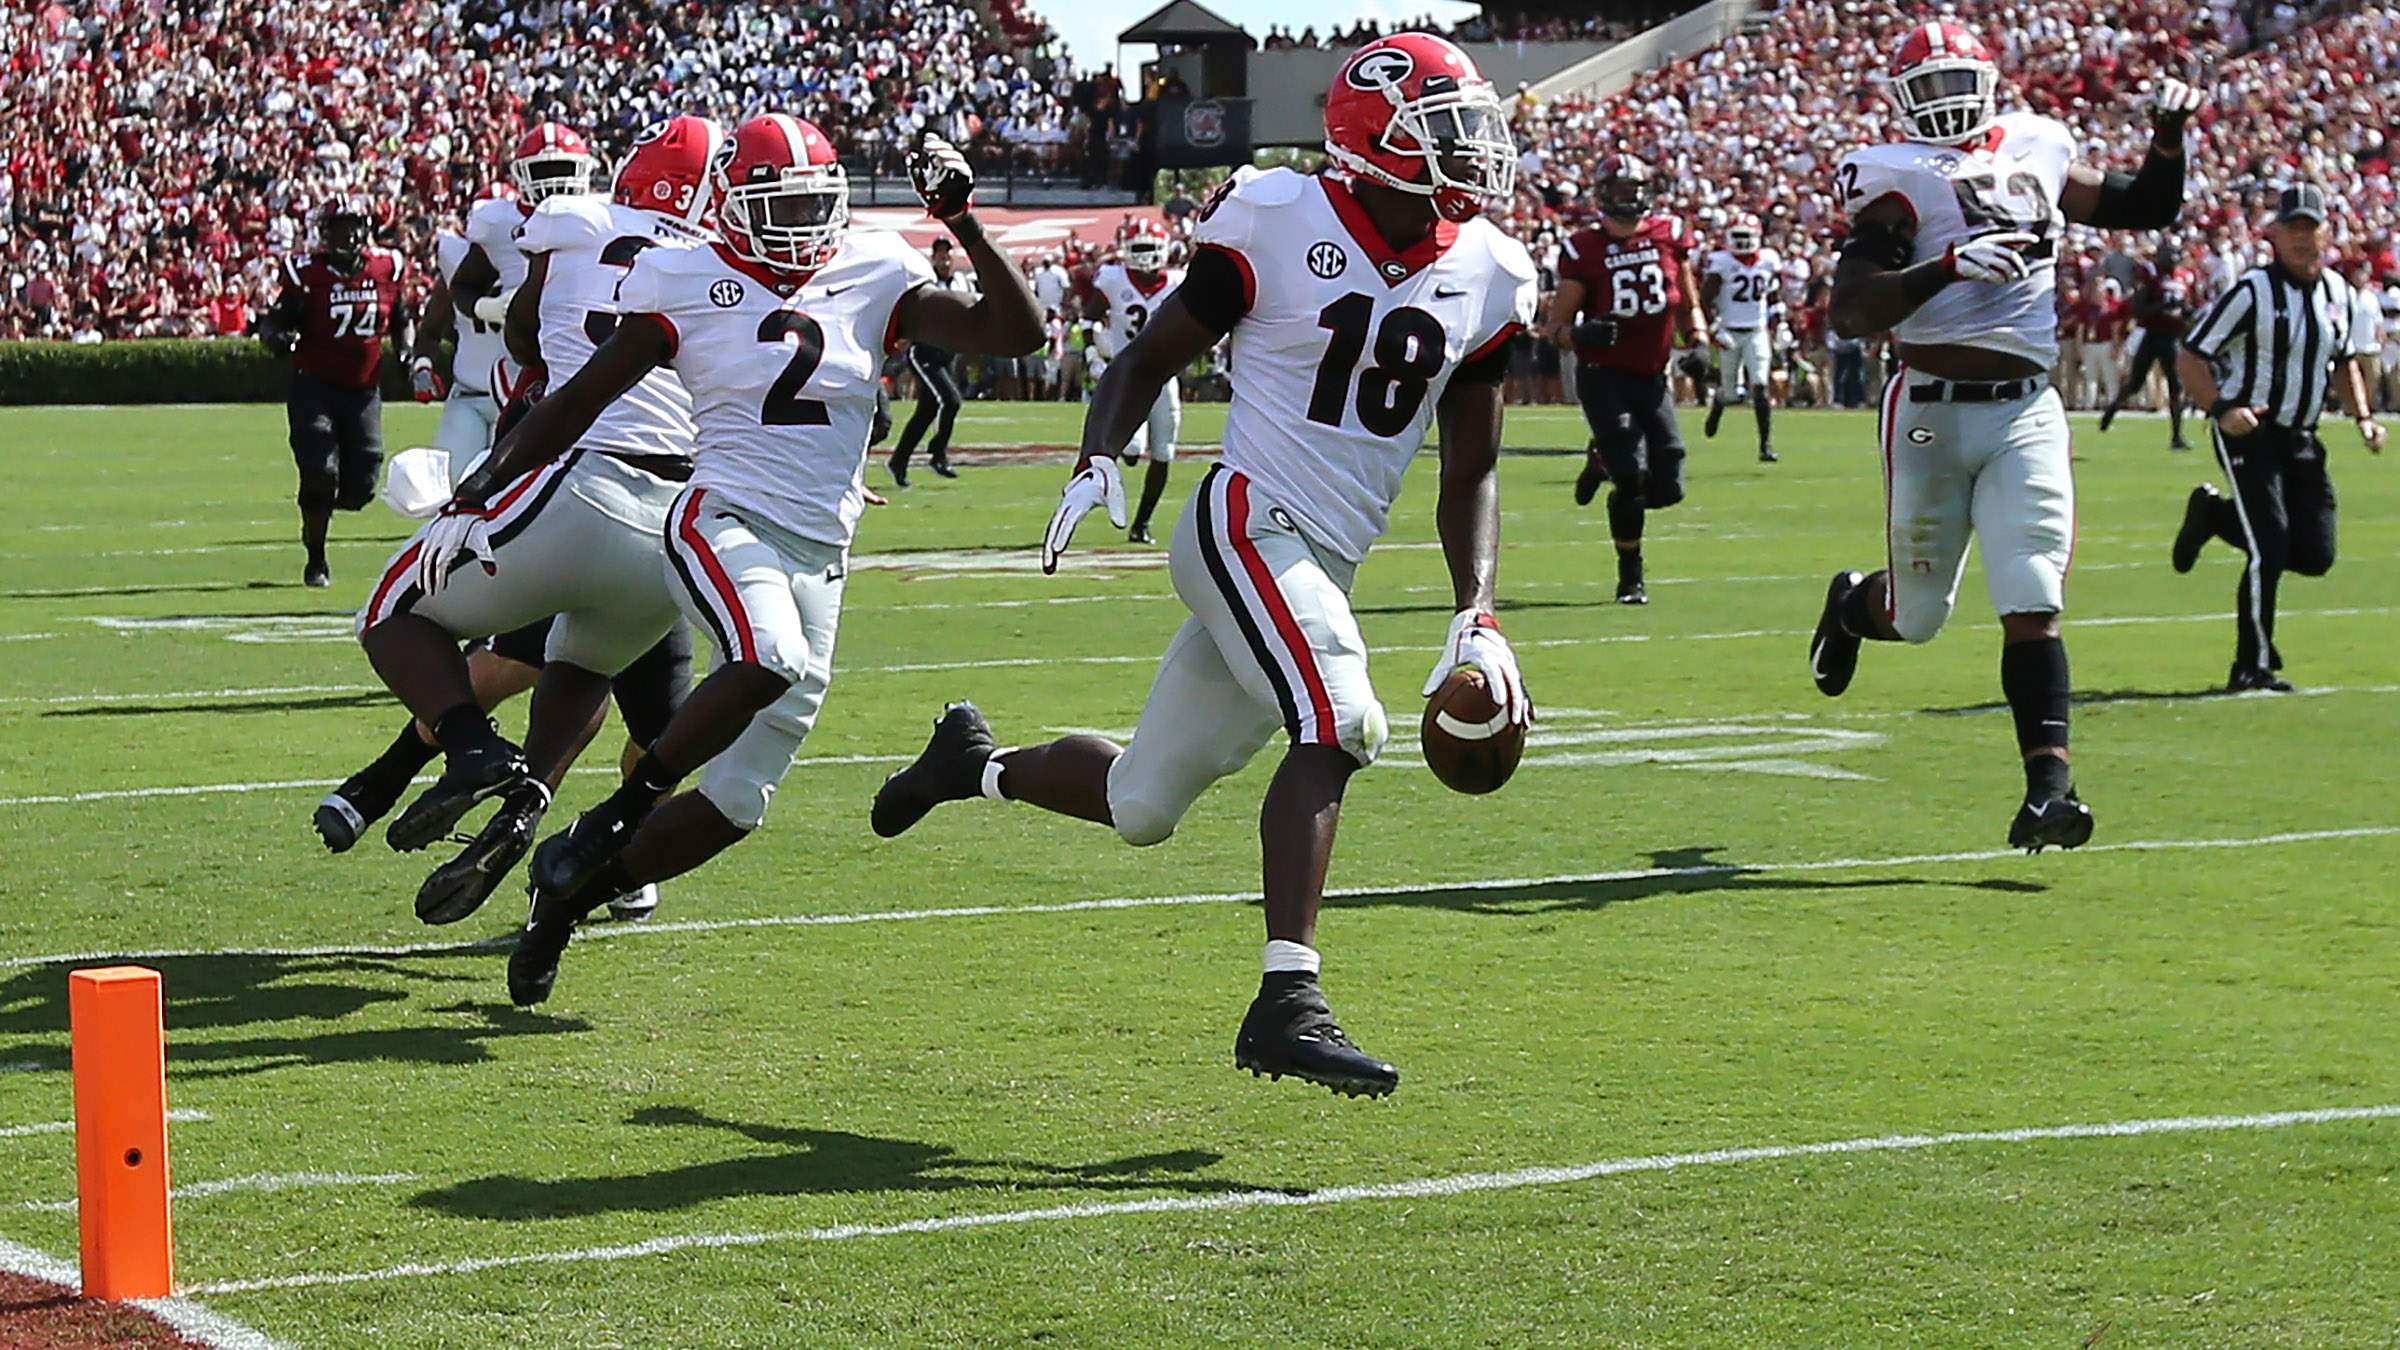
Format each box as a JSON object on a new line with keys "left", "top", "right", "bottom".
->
{"left": 403, "top": 183, "right": 522, "bottom": 489}
{"left": 1086, "top": 220, "right": 1186, "bottom": 542}
{"left": 872, "top": 34, "right": 1538, "bottom": 1098}
{"left": 493, "top": 118, "right": 1044, "bottom": 1005}
{"left": 1807, "top": 23, "right": 2200, "bottom": 851}
{"left": 346, "top": 116, "right": 721, "bottom": 926}
{"left": 447, "top": 123, "right": 601, "bottom": 398}
{"left": 1700, "top": 214, "right": 1783, "bottom": 463}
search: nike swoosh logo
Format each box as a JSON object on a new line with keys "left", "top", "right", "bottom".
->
{"left": 822, "top": 284, "right": 855, "bottom": 297}
{"left": 1809, "top": 640, "right": 1827, "bottom": 682}
{"left": 1434, "top": 285, "right": 1467, "bottom": 298}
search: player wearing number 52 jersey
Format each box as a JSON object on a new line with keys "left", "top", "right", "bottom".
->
{"left": 498, "top": 115, "right": 1045, "bottom": 1006}
{"left": 1808, "top": 22, "right": 2197, "bottom": 851}
{"left": 1087, "top": 222, "right": 1185, "bottom": 542}
{"left": 873, "top": 33, "right": 1538, "bottom": 1099}
{"left": 1548, "top": 153, "right": 1709, "bottom": 605}
{"left": 348, "top": 115, "right": 719, "bottom": 929}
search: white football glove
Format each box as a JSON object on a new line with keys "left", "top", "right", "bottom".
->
{"left": 1041, "top": 456, "right": 1126, "bottom": 575}
{"left": 1421, "top": 609, "right": 1533, "bottom": 728}
{"left": 907, "top": 132, "right": 975, "bottom": 220}
{"left": 2150, "top": 77, "right": 2204, "bottom": 139}
{"left": 1711, "top": 328, "right": 1735, "bottom": 350}
{"left": 1948, "top": 231, "right": 2039, "bottom": 284}
{"left": 414, "top": 507, "right": 497, "bottom": 596}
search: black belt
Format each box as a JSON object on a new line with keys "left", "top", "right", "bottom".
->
{"left": 1908, "top": 376, "right": 2040, "bottom": 403}
{"left": 602, "top": 451, "right": 693, "bottom": 482}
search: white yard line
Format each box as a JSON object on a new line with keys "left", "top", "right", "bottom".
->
{"left": 0, "top": 1235, "right": 297, "bottom": 1350}
{"left": 0, "top": 825, "right": 2390, "bottom": 973}
{"left": 0, "top": 1110, "right": 210, "bottom": 1140}
{"left": 21, "top": 1171, "right": 421, "bottom": 1214}
{"left": 176, "top": 1102, "right": 2400, "bottom": 1297}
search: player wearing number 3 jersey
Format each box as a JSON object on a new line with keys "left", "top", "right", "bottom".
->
{"left": 1086, "top": 221, "right": 1184, "bottom": 542}
{"left": 1808, "top": 22, "right": 2195, "bottom": 851}
{"left": 490, "top": 114, "right": 1044, "bottom": 1005}
{"left": 872, "top": 33, "right": 1538, "bottom": 1098}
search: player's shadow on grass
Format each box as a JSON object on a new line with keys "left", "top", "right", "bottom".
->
{"left": 0, "top": 580, "right": 290, "bottom": 600}
{"left": 0, "top": 952, "right": 582, "bottom": 1075}
{"left": 411, "top": 1105, "right": 1279, "bottom": 1221}
{"left": 1323, "top": 846, "right": 2044, "bottom": 917}
{"left": 1922, "top": 686, "right": 2243, "bottom": 716}
{"left": 42, "top": 692, "right": 394, "bottom": 717}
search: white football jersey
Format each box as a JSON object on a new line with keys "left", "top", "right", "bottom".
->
{"left": 1703, "top": 247, "right": 1782, "bottom": 330}
{"left": 515, "top": 196, "right": 697, "bottom": 462}
{"left": 1836, "top": 112, "right": 2073, "bottom": 365}
{"left": 464, "top": 197, "right": 534, "bottom": 292}
{"left": 1195, "top": 167, "right": 1537, "bottom": 563}
{"left": 1091, "top": 261, "right": 1183, "bottom": 359}
{"left": 614, "top": 230, "right": 935, "bottom": 548}
{"left": 434, "top": 230, "right": 507, "bottom": 394}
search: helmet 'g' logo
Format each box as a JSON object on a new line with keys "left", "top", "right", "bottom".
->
{"left": 1346, "top": 48, "right": 1415, "bottom": 91}
{"left": 1307, "top": 242, "right": 1348, "bottom": 279}
{"left": 709, "top": 279, "right": 745, "bottom": 308}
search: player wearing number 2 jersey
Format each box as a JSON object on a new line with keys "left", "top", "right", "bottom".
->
{"left": 497, "top": 115, "right": 1044, "bottom": 1005}
{"left": 1808, "top": 21, "right": 2197, "bottom": 851}
{"left": 1547, "top": 153, "right": 1709, "bottom": 604}
{"left": 872, "top": 33, "right": 1538, "bottom": 1098}
{"left": 1087, "top": 222, "right": 1185, "bottom": 542}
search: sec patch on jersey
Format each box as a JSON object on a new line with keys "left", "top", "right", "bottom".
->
{"left": 1421, "top": 668, "right": 1524, "bottom": 795}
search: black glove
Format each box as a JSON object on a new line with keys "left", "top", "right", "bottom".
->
{"left": 1570, "top": 317, "right": 1620, "bottom": 348}
{"left": 907, "top": 132, "right": 975, "bottom": 221}
{"left": 261, "top": 329, "right": 297, "bottom": 359}
{"left": 1677, "top": 352, "right": 1712, "bottom": 383}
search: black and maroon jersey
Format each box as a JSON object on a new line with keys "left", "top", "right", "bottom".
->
{"left": 1558, "top": 216, "right": 1690, "bottom": 374}
{"left": 277, "top": 249, "right": 406, "bottom": 390}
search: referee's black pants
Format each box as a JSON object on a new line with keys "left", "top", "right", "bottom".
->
{"left": 894, "top": 345, "right": 961, "bottom": 468}
{"left": 2205, "top": 423, "right": 2337, "bottom": 671}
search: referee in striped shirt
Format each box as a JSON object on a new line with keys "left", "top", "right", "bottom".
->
{"left": 2172, "top": 184, "right": 2387, "bottom": 692}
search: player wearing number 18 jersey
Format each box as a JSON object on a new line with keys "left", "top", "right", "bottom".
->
{"left": 1809, "top": 21, "right": 2197, "bottom": 851}
{"left": 499, "top": 115, "right": 1044, "bottom": 1005}
{"left": 873, "top": 33, "right": 1538, "bottom": 1098}
{"left": 1087, "top": 222, "right": 1185, "bottom": 542}
{"left": 1548, "top": 153, "right": 1709, "bottom": 604}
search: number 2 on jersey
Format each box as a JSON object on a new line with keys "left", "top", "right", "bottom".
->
{"left": 1306, "top": 294, "right": 1445, "bottom": 438}
{"left": 758, "top": 311, "right": 832, "bottom": 426}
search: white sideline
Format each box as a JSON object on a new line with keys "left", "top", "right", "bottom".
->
{"left": 0, "top": 825, "right": 2392, "bottom": 973}
{"left": 0, "top": 1236, "right": 296, "bottom": 1350}
{"left": 21, "top": 1171, "right": 421, "bottom": 1214}
{"left": 0, "top": 1110, "right": 211, "bottom": 1140}
{"left": 174, "top": 1102, "right": 2400, "bottom": 1296}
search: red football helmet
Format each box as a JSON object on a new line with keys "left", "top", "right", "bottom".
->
{"left": 1890, "top": 23, "right": 1998, "bottom": 146}
{"left": 1121, "top": 220, "right": 1170, "bottom": 273}
{"left": 1593, "top": 153, "right": 1655, "bottom": 223}
{"left": 1323, "top": 32, "right": 1516, "bottom": 223}
{"left": 614, "top": 115, "right": 724, "bottom": 235}
{"left": 714, "top": 114, "right": 849, "bottom": 275}
{"left": 510, "top": 122, "right": 601, "bottom": 203}
{"left": 1726, "top": 214, "right": 1762, "bottom": 256}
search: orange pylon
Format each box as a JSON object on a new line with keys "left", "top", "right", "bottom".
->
{"left": 69, "top": 966, "right": 173, "bottom": 1299}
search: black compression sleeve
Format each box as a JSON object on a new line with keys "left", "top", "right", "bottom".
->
{"left": 2082, "top": 146, "right": 2186, "bottom": 230}
{"left": 1177, "top": 245, "right": 1252, "bottom": 335}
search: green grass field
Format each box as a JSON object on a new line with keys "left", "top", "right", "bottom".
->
{"left": 2, "top": 399, "right": 2397, "bottom": 1348}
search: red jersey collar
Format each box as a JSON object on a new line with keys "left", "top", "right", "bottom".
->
{"left": 710, "top": 242, "right": 810, "bottom": 295}
{"left": 1129, "top": 269, "right": 1170, "bottom": 296}
{"left": 1318, "top": 175, "right": 1457, "bottom": 285}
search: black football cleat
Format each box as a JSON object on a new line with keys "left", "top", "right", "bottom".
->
{"left": 2169, "top": 437, "right": 2193, "bottom": 453}
{"left": 1128, "top": 522, "right": 1155, "bottom": 545}
{"left": 871, "top": 701, "right": 997, "bottom": 838}
{"left": 1809, "top": 570, "right": 1866, "bottom": 697}
{"left": 2172, "top": 484, "right": 2223, "bottom": 574}
{"left": 1234, "top": 972, "right": 1398, "bottom": 1099}
{"left": 2226, "top": 664, "right": 2294, "bottom": 693}
{"left": 303, "top": 560, "right": 331, "bottom": 589}
{"left": 508, "top": 879, "right": 594, "bottom": 1007}
{"left": 603, "top": 883, "right": 660, "bottom": 924}
{"left": 2008, "top": 790, "right": 2094, "bottom": 853}
{"left": 1703, "top": 400, "right": 1725, "bottom": 439}
{"left": 1573, "top": 443, "right": 1608, "bottom": 507}
{"left": 1615, "top": 578, "right": 1648, "bottom": 605}
{"left": 385, "top": 738, "right": 528, "bottom": 853}
{"left": 415, "top": 778, "right": 550, "bottom": 926}
{"left": 1758, "top": 443, "right": 1778, "bottom": 463}
{"left": 928, "top": 457, "right": 958, "bottom": 479}
{"left": 526, "top": 791, "right": 652, "bottom": 902}
{"left": 2097, "top": 405, "right": 2118, "bottom": 432}
{"left": 314, "top": 760, "right": 419, "bottom": 854}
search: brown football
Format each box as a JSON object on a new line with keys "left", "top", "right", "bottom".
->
{"left": 1420, "top": 667, "right": 1524, "bottom": 795}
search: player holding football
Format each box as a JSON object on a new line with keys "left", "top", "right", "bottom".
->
{"left": 257, "top": 199, "right": 412, "bottom": 589}
{"left": 497, "top": 119, "right": 1044, "bottom": 1005}
{"left": 1545, "top": 153, "right": 1708, "bottom": 605}
{"left": 1085, "top": 220, "right": 1186, "bottom": 543}
{"left": 1700, "top": 214, "right": 1783, "bottom": 463}
{"left": 871, "top": 33, "right": 1538, "bottom": 1098}
{"left": 347, "top": 116, "right": 720, "bottom": 925}
{"left": 1806, "top": 24, "right": 2200, "bottom": 850}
